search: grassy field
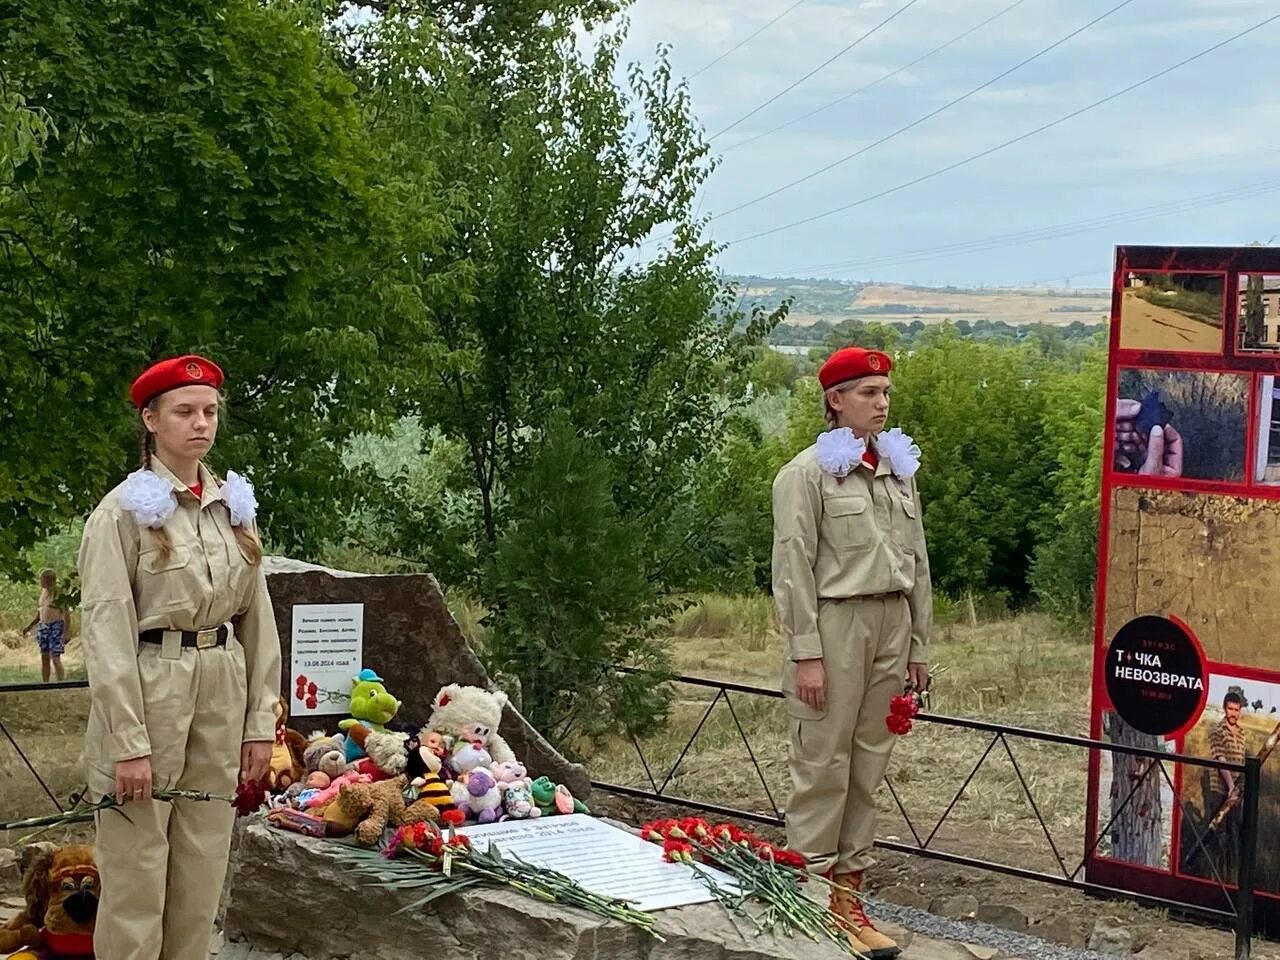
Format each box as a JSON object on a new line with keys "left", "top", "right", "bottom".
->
{"left": 0, "top": 592, "right": 1093, "bottom": 857}
{"left": 577, "top": 596, "right": 1094, "bottom": 875}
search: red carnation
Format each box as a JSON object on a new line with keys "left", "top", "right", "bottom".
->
{"left": 441, "top": 809, "right": 466, "bottom": 828}
{"left": 306, "top": 695, "right": 318, "bottom": 710}
{"left": 662, "top": 839, "right": 694, "bottom": 863}
{"left": 446, "top": 834, "right": 471, "bottom": 851}
{"left": 234, "top": 780, "right": 267, "bottom": 817}
{"left": 307, "top": 681, "right": 318, "bottom": 696}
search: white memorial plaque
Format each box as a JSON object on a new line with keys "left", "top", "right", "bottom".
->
{"left": 457, "top": 814, "right": 740, "bottom": 912}
{"left": 290, "top": 603, "right": 364, "bottom": 717}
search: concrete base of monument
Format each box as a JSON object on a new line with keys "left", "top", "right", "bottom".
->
{"left": 220, "top": 818, "right": 935, "bottom": 960}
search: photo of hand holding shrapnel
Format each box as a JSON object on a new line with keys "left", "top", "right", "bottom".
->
{"left": 1114, "top": 391, "right": 1183, "bottom": 477}
{"left": 1113, "top": 370, "right": 1248, "bottom": 483}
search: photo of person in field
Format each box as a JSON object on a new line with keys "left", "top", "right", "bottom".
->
{"left": 1179, "top": 675, "right": 1280, "bottom": 891}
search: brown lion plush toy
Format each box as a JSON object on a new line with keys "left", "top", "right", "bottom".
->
{"left": 0, "top": 842, "right": 99, "bottom": 957}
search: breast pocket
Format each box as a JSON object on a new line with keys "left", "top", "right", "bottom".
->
{"left": 895, "top": 491, "right": 920, "bottom": 555}
{"left": 822, "top": 494, "right": 871, "bottom": 552}
{"left": 136, "top": 544, "right": 193, "bottom": 614}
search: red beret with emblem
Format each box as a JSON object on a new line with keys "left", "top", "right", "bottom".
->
{"left": 130, "top": 354, "right": 225, "bottom": 409}
{"left": 818, "top": 346, "right": 892, "bottom": 390}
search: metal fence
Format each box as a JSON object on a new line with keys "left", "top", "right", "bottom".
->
{"left": 1, "top": 672, "right": 1262, "bottom": 959}
{"left": 589, "top": 668, "right": 1261, "bottom": 960}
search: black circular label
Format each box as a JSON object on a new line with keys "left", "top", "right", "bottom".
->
{"left": 1105, "top": 615, "right": 1207, "bottom": 737}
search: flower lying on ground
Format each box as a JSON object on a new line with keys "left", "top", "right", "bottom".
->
{"left": 639, "top": 817, "right": 861, "bottom": 954}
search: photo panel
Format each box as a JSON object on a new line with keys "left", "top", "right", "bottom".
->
{"left": 1119, "top": 272, "right": 1225, "bottom": 354}
{"left": 1103, "top": 489, "right": 1280, "bottom": 674}
{"left": 1178, "top": 672, "right": 1280, "bottom": 892}
{"left": 1255, "top": 375, "right": 1280, "bottom": 485}
{"left": 1113, "top": 368, "right": 1248, "bottom": 482}
{"left": 1237, "top": 274, "right": 1280, "bottom": 353}
{"left": 1097, "top": 709, "right": 1175, "bottom": 871}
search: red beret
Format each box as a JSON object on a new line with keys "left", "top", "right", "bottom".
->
{"left": 130, "top": 354, "right": 224, "bottom": 409}
{"left": 819, "top": 347, "right": 892, "bottom": 390}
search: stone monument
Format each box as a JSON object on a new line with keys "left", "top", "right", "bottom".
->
{"left": 263, "top": 558, "right": 589, "bottom": 798}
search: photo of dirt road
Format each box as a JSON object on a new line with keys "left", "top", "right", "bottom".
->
{"left": 1105, "top": 489, "right": 1280, "bottom": 672}
{"left": 1119, "top": 274, "right": 1225, "bottom": 353}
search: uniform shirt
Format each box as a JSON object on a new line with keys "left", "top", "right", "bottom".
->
{"left": 77, "top": 458, "right": 282, "bottom": 765}
{"left": 1209, "top": 718, "right": 1246, "bottom": 797}
{"left": 771, "top": 442, "right": 933, "bottom": 664}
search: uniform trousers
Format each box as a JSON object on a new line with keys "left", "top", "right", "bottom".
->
{"left": 92, "top": 635, "right": 247, "bottom": 960}
{"left": 783, "top": 593, "right": 911, "bottom": 875}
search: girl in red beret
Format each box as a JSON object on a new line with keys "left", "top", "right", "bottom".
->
{"left": 770, "top": 345, "right": 933, "bottom": 958}
{"left": 76, "top": 354, "right": 282, "bottom": 960}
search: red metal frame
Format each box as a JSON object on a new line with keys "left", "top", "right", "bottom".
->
{"left": 1086, "top": 245, "right": 1280, "bottom": 924}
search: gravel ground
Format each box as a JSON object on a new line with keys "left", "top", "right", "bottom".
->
{"left": 867, "top": 900, "right": 1126, "bottom": 960}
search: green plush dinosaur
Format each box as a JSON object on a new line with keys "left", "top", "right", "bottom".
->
{"left": 338, "top": 668, "right": 402, "bottom": 762}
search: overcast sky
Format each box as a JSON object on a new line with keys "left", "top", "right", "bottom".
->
{"left": 617, "top": 0, "right": 1278, "bottom": 287}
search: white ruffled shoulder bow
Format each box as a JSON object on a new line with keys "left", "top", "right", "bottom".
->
{"left": 815, "top": 427, "right": 921, "bottom": 479}
{"left": 118, "top": 468, "right": 258, "bottom": 529}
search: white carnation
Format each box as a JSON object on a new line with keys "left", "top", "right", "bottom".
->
{"left": 220, "top": 470, "right": 258, "bottom": 527}
{"left": 815, "top": 428, "right": 867, "bottom": 478}
{"left": 876, "top": 427, "right": 922, "bottom": 479}
{"left": 119, "top": 470, "right": 178, "bottom": 529}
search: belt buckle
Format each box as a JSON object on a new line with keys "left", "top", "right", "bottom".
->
{"left": 195, "top": 628, "right": 219, "bottom": 649}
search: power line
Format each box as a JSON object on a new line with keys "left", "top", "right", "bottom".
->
{"left": 688, "top": 0, "right": 811, "bottom": 80}
{"left": 726, "top": 11, "right": 1280, "bottom": 246}
{"left": 722, "top": 0, "right": 1032, "bottom": 154}
{"left": 710, "top": 0, "right": 1137, "bottom": 224}
{"left": 782, "top": 178, "right": 1280, "bottom": 277}
{"left": 785, "top": 145, "right": 1280, "bottom": 273}
{"left": 709, "top": 0, "right": 923, "bottom": 140}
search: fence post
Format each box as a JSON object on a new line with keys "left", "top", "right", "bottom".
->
{"left": 1235, "top": 756, "right": 1261, "bottom": 960}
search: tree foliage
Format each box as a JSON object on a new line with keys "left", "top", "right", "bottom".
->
{"left": 0, "top": 0, "right": 405, "bottom": 568}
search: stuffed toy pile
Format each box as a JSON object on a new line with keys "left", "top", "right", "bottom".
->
{"left": 265, "top": 674, "right": 588, "bottom": 846}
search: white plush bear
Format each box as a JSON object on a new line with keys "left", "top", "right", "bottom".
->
{"left": 427, "top": 683, "right": 517, "bottom": 765}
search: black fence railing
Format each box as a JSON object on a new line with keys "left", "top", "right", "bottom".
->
{"left": 590, "top": 667, "right": 1261, "bottom": 960}
{"left": 1, "top": 672, "right": 1262, "bottom": 959}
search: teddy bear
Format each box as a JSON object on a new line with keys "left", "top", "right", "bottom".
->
{"left": 426, "top": 683, "right": 516, "bottom": 768}
{"left": 0, "top": 842, "right": 99, "bottom": 956}
{"left": 330, "top": 774, "right": 437, "bottom": 845}
{"left": 302, "top": 732, "right": 347, "bottom": 781}
{"left": 338, "top": 668, "right": 402, "bottom": 763}
{"left": 449, "top": 767, "right": 503, "bottom": 824}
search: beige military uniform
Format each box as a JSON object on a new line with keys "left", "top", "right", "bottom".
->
{"left": 77, "top": 456, "right": 282, "bottom": 960}
{"left": 771, "top": 441, "right": 932, "bottom": 875}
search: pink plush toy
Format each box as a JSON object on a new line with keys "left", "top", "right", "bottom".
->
{"left": 304, "top": 770, "right": 372, "bottom": 810}
{"left": 490, "top": 760, "right": 528, "bottom": 785}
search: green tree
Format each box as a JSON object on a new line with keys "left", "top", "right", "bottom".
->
{"left": 0, "top": 0, "right": 408, "bottom": 570}
{"left": 483, "top": 416, "right": 672, "bottom": 744}
{"left": 1029, "top": 344, "right": 1107, "bottom": 619}
{"left": 342, "top": 5, "right": 783, "bottom": 736}
{"left": 1244, "top": 273, "right": 1265, "bottom": 348}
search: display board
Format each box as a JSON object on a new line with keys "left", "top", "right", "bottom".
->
{"left": 1086, "top": 245, "right": 1280, "bottom": 924}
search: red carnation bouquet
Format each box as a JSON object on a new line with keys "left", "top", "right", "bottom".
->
{"left": 639, "top": 817, "right": 862, "bottom": 953}
{"left": 886, "top": 691, "right": 921, "bottom": 735}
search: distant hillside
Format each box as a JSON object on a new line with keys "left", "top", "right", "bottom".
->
{"left": 733, "top": 276, "right": 1110, "bottom": 328}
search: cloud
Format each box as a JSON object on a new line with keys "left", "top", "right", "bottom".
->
{"left": 616, "top": 0, "right": 1280, "bottom": 284}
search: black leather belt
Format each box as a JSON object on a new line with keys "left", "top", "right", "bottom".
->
{"left": 139, "top": 625, "right": 229, "bottom": 649}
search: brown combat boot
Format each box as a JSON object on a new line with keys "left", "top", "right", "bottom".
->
{"left": 824, "top": 875, "right": 876, "bottom": 958}
{"left": 831, "top": 871, "right": 900, "bottom": 959}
